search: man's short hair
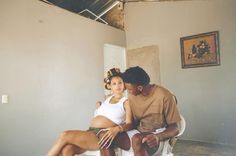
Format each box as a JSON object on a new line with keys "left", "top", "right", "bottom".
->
{"left": 122, "top": 66, "right": 150, "bottom": 86}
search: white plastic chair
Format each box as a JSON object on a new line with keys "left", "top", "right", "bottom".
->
{"left": 77, "top": 150, "right": 101, "bottom": 156}
{"left": 76, "top": 149, "right": 121, "bottom": 156}
{"left": 121, "top": 114, "right": 186, "bottom": 156}
{"left": 158, "top": 114, "right": 186, "bottom": 156}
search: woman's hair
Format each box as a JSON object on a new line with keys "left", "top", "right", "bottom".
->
{"left": 104, "top": 68, "right": 122, "bottom": 90}
{"left": 122, "top": 66, "right": 150, "bottom": 86}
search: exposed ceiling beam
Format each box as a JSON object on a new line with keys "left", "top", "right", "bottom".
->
{"left": 118, "top": 0, "right": 160, "bottom": 3}
{"left": 95, "top": 1, "right": 120, "bottom": 20}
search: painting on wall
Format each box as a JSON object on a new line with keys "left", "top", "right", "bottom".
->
{"left": 180, "top": 31, "right": 220, "bottom": 68}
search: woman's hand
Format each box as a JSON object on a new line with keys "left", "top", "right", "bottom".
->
{"left": 95, "top": 101, "right": 102, "bottom": 109}
{"left": 98, "top": 126, "right": 120, "bottom": 149}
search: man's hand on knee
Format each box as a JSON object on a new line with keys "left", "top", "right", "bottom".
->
{"left": 142, "top": 133, "right": 159, "bottom": 148}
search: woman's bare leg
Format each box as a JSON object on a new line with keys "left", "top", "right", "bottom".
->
{"left": 61, "top": 144, "right": 86, "bottom": 156}
{"left": 100, "top": 148, "right": 115, "bottom": 156}
{"left": 46, "top": 130, "right": 99, "bottom": 156}
{"left": 96, "top": 130, "right": 115, "bottom": 156}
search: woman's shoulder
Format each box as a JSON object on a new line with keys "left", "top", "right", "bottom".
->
{"left": 120, "top": 96, "right": 128, "bottom": 103}
{"left": 105, "top": 94, "right": 113, "bottom": 100}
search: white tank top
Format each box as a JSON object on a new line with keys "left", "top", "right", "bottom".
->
{"left": 95, "top": 96, "right": 127, "bottom": 125}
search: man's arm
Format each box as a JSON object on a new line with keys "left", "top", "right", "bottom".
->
{"left": 156, "top": 123, "right": 179, "bottom": 141}
{"left": 142, "top": 123, "right": 179, "bottom": 148}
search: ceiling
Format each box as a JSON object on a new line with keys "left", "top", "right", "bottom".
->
{"left": 40, "top": 0, "right": 184, "bottom": 30}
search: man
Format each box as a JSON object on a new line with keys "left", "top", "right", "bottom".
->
{"left": 111, "top": 66, "right": 181, "bottom": 156}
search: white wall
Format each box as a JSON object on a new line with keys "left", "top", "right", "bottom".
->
{"left": 0, "top": 0, "right": 126, "bottom": 156}
{"left": 104, "top": 44, "right": 126, "bottom": 96}
{"left": 124, "top": 0, "right": 236, "bottom": 145}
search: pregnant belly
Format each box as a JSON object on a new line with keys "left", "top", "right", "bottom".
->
{"left": 90, "top": 116, "right": 117, "bottom": 128}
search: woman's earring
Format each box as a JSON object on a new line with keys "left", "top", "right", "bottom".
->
{"left": 138, "top": 86, "right": 143, "bottom": 92}
{"left": 107, "top": 84, "right": 111, "bottom": 90}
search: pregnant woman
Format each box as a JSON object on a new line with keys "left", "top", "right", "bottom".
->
{"left": 46, "top": 68, "right": 133, "bottom": 156}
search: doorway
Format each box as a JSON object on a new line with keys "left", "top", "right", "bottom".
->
{"left": 104, "top": 44, "right": 126, "bottom": 96}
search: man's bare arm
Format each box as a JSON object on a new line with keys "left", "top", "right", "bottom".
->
{"left": 142, "top": 123, "right": 179, "bottom": 148}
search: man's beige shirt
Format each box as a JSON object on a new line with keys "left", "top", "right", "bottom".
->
{"left": 129, "top": 85, "right": 181, "bottom": 132}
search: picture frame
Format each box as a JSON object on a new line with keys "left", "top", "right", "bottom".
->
{"left": 180, "top": 31, "right": 220, "bottom": 68}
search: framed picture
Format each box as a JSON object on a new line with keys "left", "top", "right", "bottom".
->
{"left": 180, "top": 31, "right": 220, "bottom": 68}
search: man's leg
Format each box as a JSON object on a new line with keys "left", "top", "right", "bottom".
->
{"left": 132, "top": 133, "right": 148, "bottom": 156}
{"left": 113, "top": 132, "right": 131, "bottom": 150}
{"left": 99, "top": 130, "right": 139, "bottom": 156}
{"left": 133, "top": 132, "right": 161, "bottom": 156}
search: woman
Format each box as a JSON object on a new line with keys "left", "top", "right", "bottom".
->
{"left": 46, "top": 68, "right": 133, "bottom": 156}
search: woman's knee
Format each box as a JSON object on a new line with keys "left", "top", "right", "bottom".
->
{"left": 59, "top": 130, "right": 73, "bottom": 142}
{"left": 131, "top": 134, "right": 143, "bottom": 150}
{"left": 62, "top": 144, "right": 75, "bottom": 155}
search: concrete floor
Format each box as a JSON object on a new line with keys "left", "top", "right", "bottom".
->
{"left": 173, "top": 140, "right": 236, "bottom": 156}
{"left": 80, "top": 139, "right": 236, "bottom": 156}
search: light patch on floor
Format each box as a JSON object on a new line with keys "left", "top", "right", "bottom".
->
{"left": 173, "top": 140, "right": 236, "bottom": 156}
